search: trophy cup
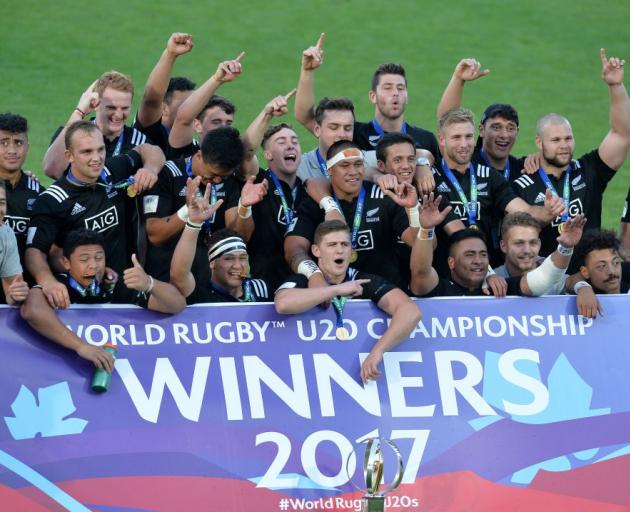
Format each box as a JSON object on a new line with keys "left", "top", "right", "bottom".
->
{"left": 347, "top": 437, "right": 404, "bottom": 512}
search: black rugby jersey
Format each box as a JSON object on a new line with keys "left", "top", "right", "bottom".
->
{"left": 186, "top": 277, "right": 270, "bottom": 304}
{"left": 50, "top": 124, "right": 149, "bottom": 159}
{"left": 4, "top": 172, "right": 44, "bottom": 261}
{"left": 224, "top": 168, "right": 306, "bottom": 292}
{"left": 286, "top": 181, "right": 410, "bottom": 287}
{"left": 622, "top": 186, "right": 630, "bottom": 223}
{"left": 27, "top": 152, "right": 143, "bottom": 274}
{"left": 417, "top": 275, "right": 524, "bottom": 298}
{"left": 353, "top": 120, "right": 440, "bottom": 161}
{"left": 471, "top": 146, "right": 525, "bottom": 182}
{"left": 56, "top": 273, "right": 149, "bottom": 307}
{"left": 142, "top": 158, "right": 240, "bottom": 281}
{"left": 510, "top": 149, "right": 615, "bottom": 258}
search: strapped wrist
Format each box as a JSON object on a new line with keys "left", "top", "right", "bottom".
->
{"left": 406, "top": 205, "right": 420, "bottom": 228}
{"left": 297, "top": 259, "right": 322, "bottom": 279}
{"left": 238, "top": 198, "right": 252, "bottom": 219}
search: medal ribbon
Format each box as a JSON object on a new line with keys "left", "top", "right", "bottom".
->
{"left": 441, "top": 159, "right": 478, "bottom": 227}
{"left": 267, "top": 169, "right": 297, "bottom": 228}
{"left": 67, "top": 169, "right": 132, "bottom": 192}
{"left": 210, "top": 279, "right": 255, "bottom": 302}
{"left": 315, "top": 149, "right": 330, "bottom": 178}
{"left": 186, "top": 157, "right": 217, "bottom": 232}
{"left": 331, "top": 295, "right": 349, "bottom": 331}
{"left": 480, "top": 147, "right": 510, "bottom": 181}
{"left": 333, "top": 186, "right": 366, "bottom": 250}
{"left": 68, "top": 276, "right": 101, "bottom": 297}
{"left": 537, "top": 164, "right": 572, "bottom": 222}
{"left": 372, "top": 117, "right": 407, "bottom": 137}
{"left": 92, "top": 119, "right": 125, "bottom": 156}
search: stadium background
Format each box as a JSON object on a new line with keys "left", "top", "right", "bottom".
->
{"left": 3, "top": 0, "right": 629, "bottom": 227}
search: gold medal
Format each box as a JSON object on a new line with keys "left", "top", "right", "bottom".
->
{"left": 349, "top": 250, "right": 358, "bottom": 263}
{"left": 557, "top": 222, "right": 565, "bottom": 234}
{"left": 469, "top": 224, "right": 479, "bottom": 230}
{"left": 336, "top": 326, "right": 350, "bottom": 340}
{"left": 127, "top": 186, "right": 137, "bottom": 198}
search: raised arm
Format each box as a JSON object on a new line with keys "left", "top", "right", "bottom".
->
{"left": 130, "top": 144, "right": 166, "bottom": 194}
{"left": 409, "top": 194, "right": 450, "bottom": 296}
{"left": 436, "top": 59, "right": 489, "bottom": 119}
{"left": 169, "top": 52, "right": 244, "bottom": 149}
{"left": 294, "top": 33, "right": 325, "bottom": 134}
{"left": 137, "top": 33, "right": 194, "bottom": 128}
{"left": 170, "top": 178, "right": 223, "bottom": 297}
{"left": 226, "top": 176, "right": 268, "bottom": 241}
{"left": 43, "top": 81, "right": 100, "bottom": 179}
{"left": 361, "top": 288, "right": 422, "bottom": 382}
{"left": 598, "top": 48, "right": 630, "bottom": 171}
{"left": 21, "top": 288, "right": 114, "bottom": 371}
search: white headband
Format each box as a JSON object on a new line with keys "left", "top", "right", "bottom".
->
{"left": 326, "top": 148, "right": 363, "bottom": 170}
{"left": 208, "top": 236, "right": 247, "bottom": 262}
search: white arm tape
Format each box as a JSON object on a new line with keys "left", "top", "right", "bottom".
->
{"left": 406, "top": 205, "right": 420, "bottom": 228}
{"left": 525, "top": 256, "right": 567, "bottom": 296}
{"left": 319, "top": 196, "right": 340, "bottom": 214}
{"left": 297, "top": 259, "right": 322, "bottom": 279}
{"left": 176, "top": 205, "right": 189, "bottom": 222}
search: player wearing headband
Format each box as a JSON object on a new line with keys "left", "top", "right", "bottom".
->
{"left": 170, "top": 178, "right": 270, "bottom": 303}
{"left": 276, "top": 220, "right": 421, "bottom": 382}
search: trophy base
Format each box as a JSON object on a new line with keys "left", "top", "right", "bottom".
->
{"left": 363, "top": 496, "right": 385, "bottom": 512}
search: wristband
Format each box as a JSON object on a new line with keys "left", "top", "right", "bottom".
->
{"left": 176, "top": 205, "right": 189, "bottom": 222}
{"left": 185, "top": 220, "right": 203, "bottom": 230}
{"left": 74, "top": 107, "right": 86, "bottom": 118}
{"left": 237, "top": 198, "right": 252, "bottom": 219}
{"left": 297, "top": 259, "right": 322, "bottom": 279}
{"left": 486, "top": 265, "right": 496, "bottom": 276}
{"left": 144, "top": 275, "right": 155, "bottom": 294}
{"left": 417, "top": 227, "right": 434, "bottom": 240}
{"left": 406, "top": 205, "right": 420, "bottom": 228}
{"left": 557, "top": 243, "right": 574, "bottom": 257}
{"left": 573, "top": 280, "right": 592, "bottom": 293}
{"left": 319, "top": 196, "right": 341, "bottom": 214}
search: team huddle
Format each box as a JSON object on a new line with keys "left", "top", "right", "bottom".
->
{"left": 1, "top": 33, "right": 629, "bottom": 382}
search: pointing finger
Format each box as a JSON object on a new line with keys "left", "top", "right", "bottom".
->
{"left": 284, "top": 88, "right": 297, "bottom": 101}
{"left": 316, "top": 32, "right": 325, "bottom": 49}
{"left": 235, "top": 51, "right": 245, "bottom": 62}
{"left": 600, "top": 47, "right": 607, "bottom": 66}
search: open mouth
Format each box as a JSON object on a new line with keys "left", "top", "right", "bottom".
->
{"left": 283, "top": 153, "right": 297, "bottom": 163}
{"left": 334, "top": 257, "right": 345, "bottom": 265}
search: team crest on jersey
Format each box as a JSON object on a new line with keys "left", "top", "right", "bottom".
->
{"left": 366, "top": 207, "right": 380, "bottom": 223}
{"left": 571, "top": 173, "right": 586, "bottom": 191}
{"left": 451, "top": 201, "right": 482, "bottom": 222}
{"left": 551, "top": 198, "right": 583, "bottom": 227}
{"left": 4, "top": 216, "right": 29, "bottom": 234}
{"left": 84, "top": 206, "right": 119, "bottom": 232}
{"left": 477, "top": 182, "right": 488, "bottom": 196}
{"left": 356, "top": 230, "right": 374, "bottom": 251}
{"left": 143, "top": 195, "right": 159, "bottom": 214}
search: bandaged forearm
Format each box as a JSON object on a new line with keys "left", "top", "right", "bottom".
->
{"left": 525, "top": 256, "right": 568, "bottom": 296}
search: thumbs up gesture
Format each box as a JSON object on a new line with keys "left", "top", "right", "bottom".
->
{"left": 123, "top": 254, "right": 152, "bottom": 293}
{"left": 8, "top": 274, "right": 29, "bottom": 304}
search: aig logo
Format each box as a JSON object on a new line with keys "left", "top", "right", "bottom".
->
{"left": 451, "top": 201, "right": 482, "bottom": 221}
{"left": 552, "top": 198, "right": 583, "bottom": 226}
{"left": 84, "top": 206, "right": 119, "bottom": 232}
{"left": 4, "top": 215, "right": 29, "bottom": 234}
{"left": 356, "top": 229, "right": 374, "bottom": 251}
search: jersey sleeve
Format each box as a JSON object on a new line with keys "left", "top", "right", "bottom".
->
{"left": 285, "top": 195, "right": 322, "bottom": 242}
{"left": 49, "top": 126, "right": 63, "bottom": 147}
{"left": 387, "top": 198, "right": 410, "bottom": 238}
{"left": 490, "top": 169, "right": 518, "bottom": 214}
{"left": 356, "top": 271, "right": 397, "bottom": 303}
{"left": 143, "top": 171, "right": 175, "bottom": 219}
{"left": 580, "top": 149, "right": 617, "bottom": 195}
{"left": 223, "top": 174, "right": 248, "bottom": 210}
{"left": 623, "top": 187, "right": 630, "bottom": 222}
{"left": 106, "top": 149, "right": 144, "bottom": 181}
{"left": 275, "top": 273, "right": 308, "bottom": 292}
{"left": 25, "top": 193, "right": 67, "bottom": 254}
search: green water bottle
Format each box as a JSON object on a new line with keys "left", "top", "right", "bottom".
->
{"left": 91, "top": 343, "right": 117, "bottom": 393}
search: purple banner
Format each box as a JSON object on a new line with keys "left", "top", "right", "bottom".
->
{"left": 1, "top": 296, "right": 630, "bottom": 511}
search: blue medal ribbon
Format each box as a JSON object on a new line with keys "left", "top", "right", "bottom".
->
{"left": 333, "top": 186, "right": 366, "bottom": 249}
{"left": 186, "top": 157, "right": 217, "bottom": 232}
{"left": 331, "top": 295, "right": 349, "bottom": 330}
{"left": 67, "top": 169, "right": 132, "bottom": 193}
{"left": 441, "top": 159, "right": 478, "bottom": 227}
{"left": 372, "top": 117, "right": 407, "bottom": 138}
{"left": 537, "top": 164, "right": 572, "bottom": 223}
{"left": 210, "top": 279, "right": 255, "bottom": 302}
{"left": 480, "top": 147, "right": 510, "bottom": 181}
{"left": 67, "top": 276, "right": 101, "bottom": 298}
{"left": 267, "top": 169, "right": 297, "bottom": 229}
{"left": 92, "top": 119, "right": 125, "bottom": 156}
{"left": 315, "top": 149, "right": 330, "bottom": 178}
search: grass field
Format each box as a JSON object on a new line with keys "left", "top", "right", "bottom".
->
{"left": 3, "top": 0, "right": 629, "bottom": 226}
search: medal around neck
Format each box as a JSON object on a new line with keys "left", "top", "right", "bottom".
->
{"left": 349, "top": 249, "right": 358, "bottom": 263}
{"left": 345, "top": 437, "right": 404, "bottom": 512}
{"left": 336, "top": 326, "right": 350, "bottom": 340}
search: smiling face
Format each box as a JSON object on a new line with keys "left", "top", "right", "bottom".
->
{"left": 95, "top": 87, "right": 132, "bottom": 138}
{"left": 439, "top": 121, "right": 475, "bottom": 169}
{"left": 448, "top": 236, "right": 489, "bottom": 289}
{"left": 312, "top": 229, "right": 352, "bottom": 281}
{"left": 378, "top": 141, "right": 416, "bottom": 184}
{"left": 581, "top": 248, "right": 623, "bottom": 294}
{"left": 500, "top": 225, "right": 541, "bottom": 275}
{"left": 63, "top": 244, "right": 106, "bottom": 288}
{"left": 314, "top": 109, "right": 354, "bottom": 155}
{"left": 537, "top": 121, "right": 575, "bottom": 169}
{"left": 210, "top": 251, "right": 249, "bottom": 292}
{"left": 263, "top": 127, "right": 301, "bottom": 177}
{"left": 369, "top": 73, "right": 407, "bottom": 120}
{"left": 65, "top": 129, "right": 106, "bottom": 182}
{"left": 479, "top": 116, "right": 519, "bottom": 163}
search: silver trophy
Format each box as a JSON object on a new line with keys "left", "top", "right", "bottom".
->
{"left": 346, "top": 437, "right": 404, "bottom": 512}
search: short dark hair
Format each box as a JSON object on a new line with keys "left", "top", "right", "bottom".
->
{"left": 314, "top": 97, "right": 355, "bottom": 125}
{"left": 371, "top": 63, "right": 406, "bottom": 91}
{"left": 63, "top": 228, "right": 105, "bottom": 258}
{"left": 200, "top": 126, "right": 244, "bottom": 173}
{"left": 0, "top": 113, "right": 28, "bottom": 133}
{"left": 500, "top": 212, "right": 541, "bottom": 239}
{"left": 574, "top": 229, "right": 620, "bottom": 267}
{"left": 375, "top": 132, "right": 416, "bottom": 163}
{"left": 261, "top": 123, "right": 294, "bottom": 149}
{"left": 447, "top": 228, "right": 487, "bottom": 256}
{"left": 164, "top": 76, "right": 196, "bottom": 103}
{"left": 198, "top": 95, "right": 236, "bottom": 121}
{"left": 480, "top": 103, "right": 520, "bottom": 126}
{"left": 326, "top": 139, "right": 360, "bottom": 160}
{"left": 314, "top": 220, "right": 350, "bottom": 246}
{"left": 65, "top": 120, "right": 101, "bottom": 150}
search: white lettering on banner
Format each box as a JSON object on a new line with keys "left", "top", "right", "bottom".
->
{"left": 296, "top": 319, "right": 357, "bottom": 341}
{"left": 172, "top": 321, "right": 270, "bottom": 344}
{"left": 115, "top": 357, "right": 211, "bottom": 423}
{"left": 115, "top": 350, "right": 548, "bottom": 423}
